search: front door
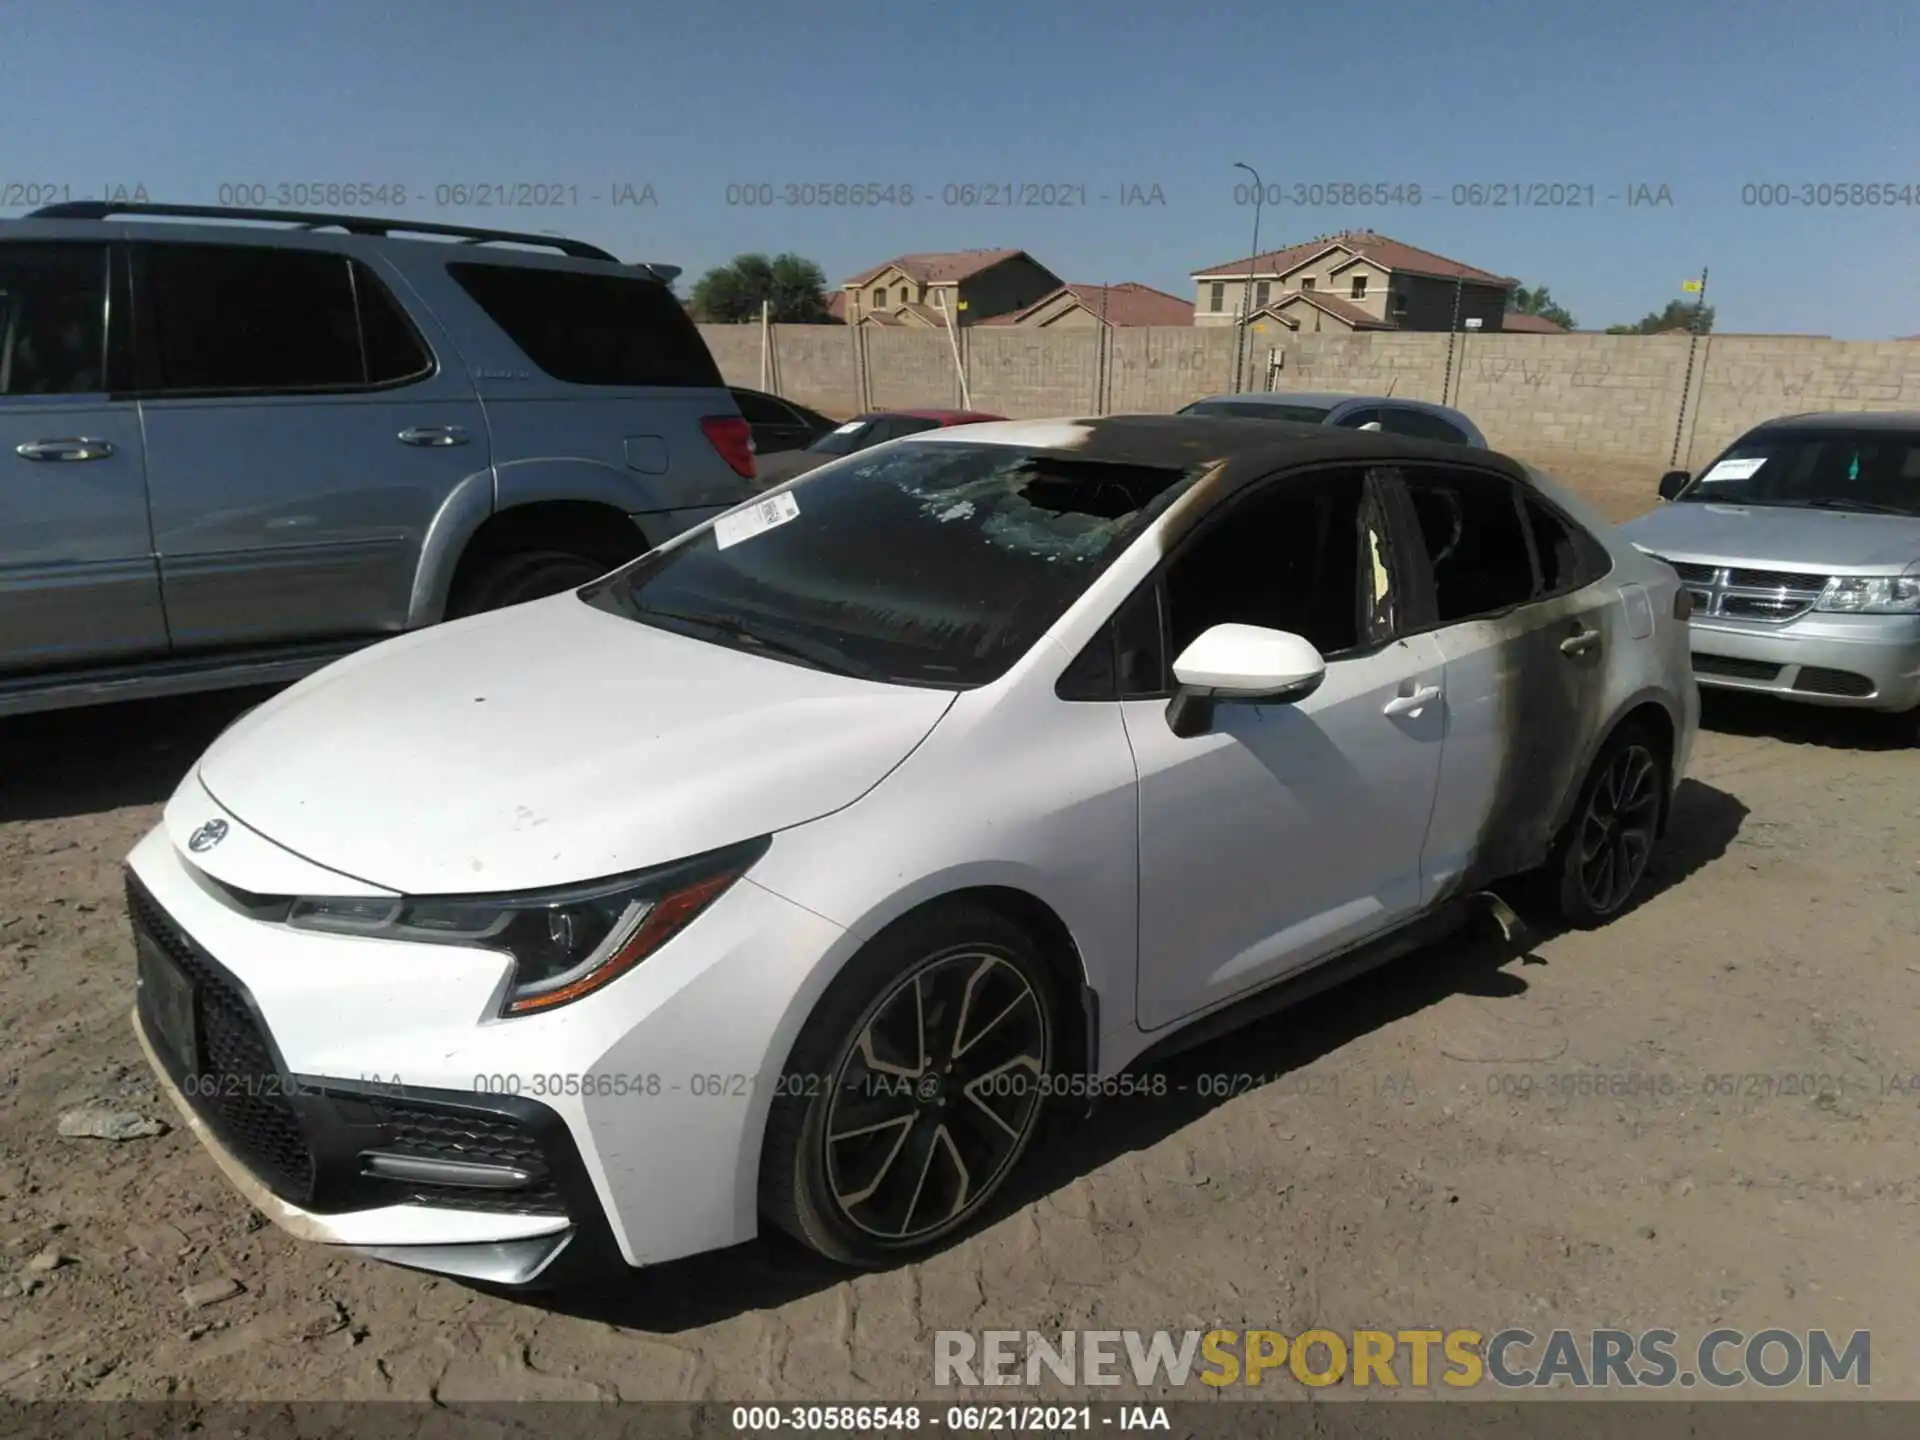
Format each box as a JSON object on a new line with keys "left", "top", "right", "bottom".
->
{"left": 132, "top": 241, "right": 489, "bottom": 650}
{"left": 0, "top": 240, "right": 167, "bottom": 672}
{"left": 1126, "top": 464, "right": 1448, "bottom": 1031}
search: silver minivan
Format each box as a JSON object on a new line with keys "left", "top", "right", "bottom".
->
{"left": 1619, "top": 412, "right": 1920, "bottom": 720}
{"left": 0, "top": 202, "right": 758, "bottom": 716}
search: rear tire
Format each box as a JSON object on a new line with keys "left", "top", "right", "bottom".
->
{"left": 446, "top": 549, "right": 616, "bottom": 618}
{"left": 1541, "top": 723, "right": 1668, "bottom": 929}
{"left": 760, "top": 903, "right": 1059, "bottom": 1268}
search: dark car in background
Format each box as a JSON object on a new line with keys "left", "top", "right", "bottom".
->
{"left": 755, "top": 407, "right": 1008, "bottom": 485}
{"left": 1180, "top": 391, "right": 1489, "bottom": 448}
{"left": 728, "top": 387, "right": 839, "bottom": 456}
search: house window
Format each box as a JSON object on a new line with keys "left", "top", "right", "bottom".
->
{"left": 1209, "top": 281, "right": 1225, "bottom": 312}
{"left": 934, "top": 291, "right": 946, "bottom": 308}
{"left": 899, "top": 286, "right": 910, "bottom": 306}
{"left": 1351, "top": 275, "right": 1369, "bottom": 300}
{"left": 1300, "top": 277, "right": 1316, "bottom": 291}
{"left": 872, "top": 287, "right": 886, "bottom": 308}
{"left": 1390, "top": 290, "right": 1407, "bottom": 316}
{"left": 1254, "top": 281, "right": 1271, "bottom": 307}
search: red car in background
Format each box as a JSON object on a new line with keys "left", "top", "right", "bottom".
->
{"left": 754, "top": 407, "right": 1008, "bottom": 485}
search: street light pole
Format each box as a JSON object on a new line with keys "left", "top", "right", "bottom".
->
{"left": 1233, "top": 162, "right": 1263, "bottom": 393}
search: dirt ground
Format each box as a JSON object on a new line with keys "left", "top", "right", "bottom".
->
{"left": 3, "top": 456, "right": 1916, "bottom": 1403}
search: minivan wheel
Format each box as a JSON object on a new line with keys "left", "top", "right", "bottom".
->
{"left": 446, "top": 550, "right": 615, "bottom": 617}
{"left": 1545, "top": 725, "right": 1667, "bottom": 929}
{"left": 761, "top": 904, "right": 1058, "bottom": 1267}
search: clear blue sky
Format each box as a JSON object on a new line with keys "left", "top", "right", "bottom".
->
{"left": 10, "top": 0, "right": 1917, "bottom": 336}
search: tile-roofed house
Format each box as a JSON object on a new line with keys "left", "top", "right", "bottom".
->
{"left": 1243, "top": 289, "right": 1396, "bottom": 334}
{"left": 841, "top": 249, "right": 1063, "bottom": 326}
{"left": 1501, "top": 313, "right": 1570, "bottom": 334}
{"left": 976, "top": 281, "right": 1196, "bottom": 328}
{"left": 1190, "top": 231, "right": 1518, "bottom": 333}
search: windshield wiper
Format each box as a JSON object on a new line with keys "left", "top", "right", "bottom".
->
{"left": 1774, "top": 497, "right": 1915, "bottom": 516}
{"left": 640, "top": 608, "right": 878, "bottom": 679}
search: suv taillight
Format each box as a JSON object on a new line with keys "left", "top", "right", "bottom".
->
{"left": 700, "top": 416, "right": 756, "bottom": 481}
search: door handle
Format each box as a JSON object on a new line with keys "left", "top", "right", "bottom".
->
{"left": 16, "top": 437, "right": 116, "bottom": 461}
{"left": 397, "top": 425, "right": 470, "bottom": 447}
{"left": 1383, "top": 684, "right": 1441, "bottom": 717}
{"left": 1560, "top": 628, "right": 1602, "bottom": 657}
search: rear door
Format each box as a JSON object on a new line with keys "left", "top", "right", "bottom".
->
{"left": 133, "top": 240, "right": 488, "bottom": 649}
{"left": 0, "top": 239, "right": 167, "bottom": 671}
{"left": 439, "top": 260, "right": 754, "bottom": 515}
{"left": 1379, "top": 462, "right": 1618, "bottom": 898}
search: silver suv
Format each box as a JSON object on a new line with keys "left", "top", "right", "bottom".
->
{"left": 1619, "top": 412, "right": 1920, "bottom": 719}
{"left": 0, "top": 201, "right": 758, "bottom": 716}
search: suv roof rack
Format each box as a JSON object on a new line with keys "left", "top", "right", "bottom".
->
{"left": 23, "top": 201, "right": 622, "bottom": 263}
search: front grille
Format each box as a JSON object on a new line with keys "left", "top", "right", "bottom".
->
{"left": 342, "top": 1094, "right": 566, "bottom": 1215}
{"left": 1693, "top": 654, "right": 1783, "bottom": 681}
{"left": 1721, "top": 594, "right": 1814, "bottom": 621}
{"left": 129, "top": 877, "right": 316, "bottom": 1200}
{"left": 1728, "top": 566, "right": 1829, "bottom": 591}
{"left": 1656, "top": 562, "right": 1829, "bottom": 624}
{"left": 1794, "top": 666, "right": 1876, "bottom": 697}
{"left": 130, "top": 875, "right": 575, "bottom": 1220}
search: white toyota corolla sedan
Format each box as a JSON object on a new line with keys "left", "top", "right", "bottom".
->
{"left": 127, "top": 415, "right": 1698, "bottom": 1289}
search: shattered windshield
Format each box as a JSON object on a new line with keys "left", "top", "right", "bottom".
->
{"left": 581, "top": 441, "right": 1201, "bottom": 688}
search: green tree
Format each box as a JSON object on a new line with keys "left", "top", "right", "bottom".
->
{"left": 1507, "top": 283, "right": 1577, "bottom": 330}
{"left": 1605, "top": 298, "right": 1715, "bottom": 335}
{"left": 690, "top": 253, "right": 832, "bottom": 323}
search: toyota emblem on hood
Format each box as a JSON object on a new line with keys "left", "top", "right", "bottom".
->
{"left": 188, "top": 819, "right": 229, "bottom": 853}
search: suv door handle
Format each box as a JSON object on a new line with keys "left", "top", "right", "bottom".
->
{"left": 397, "top": 425, "right": 470, "bottom": 447}
{"left": 16, "top": 437, "right": 116, "bottom": 462}
{"left": 1560, "top": 628, "right": 1602, "bottom": 657}
{"left": 1383, "top": 684, "right": 1441, "bottom": 717}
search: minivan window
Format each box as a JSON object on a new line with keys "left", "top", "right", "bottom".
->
{"left": 1180, "top": 400, "right": 1333, "bottom": 424}
{"left": 582, "top": 441, "right": 1201, "bottom": 689}
{"left": 0, "top": 243, "right": 108, "bottom": 396}
{"left": 138, "top": 245, "right": 429, "bottom": 394}
{"left": 1385, "top": 408, "right": 1470, "bottom": 445}
{"left": 447, "top": 262, "right": 723, "bottom": 388}
{"left": 1677, "top": 430, "right": 1920, "bottom": 516}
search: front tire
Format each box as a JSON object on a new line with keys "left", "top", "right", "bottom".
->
{"left": 446, "top": 549, "right": 616, "bottom": 618}
{"left": 760, "top": 904, "right": 1059, "bottom": 1267}
{"left": 1543, "top": 724, "right": 1667, "bottom": 928}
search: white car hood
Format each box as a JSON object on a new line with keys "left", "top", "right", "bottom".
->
{"left": 192, "top": 594, "right": 955, "bottom": 895}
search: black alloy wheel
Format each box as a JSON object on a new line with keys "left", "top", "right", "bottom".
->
{"left": 761, "top": 904, "right": 1059, "bottom": 1266}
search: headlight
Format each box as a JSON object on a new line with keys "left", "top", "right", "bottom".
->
{"left": 287, "top": 836, "right": 770, "bottom": 1018}
{"left": 1814, "top": 575, "right": 1920, "bottom": 614}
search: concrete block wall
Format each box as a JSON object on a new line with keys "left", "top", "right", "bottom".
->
{"left": 700, "top": 325, "right": 1920, "bottom": 466}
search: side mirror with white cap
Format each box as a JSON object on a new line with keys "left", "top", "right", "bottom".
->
{"left": 1165, "top": 624, "right": 1327, "bottom": 738}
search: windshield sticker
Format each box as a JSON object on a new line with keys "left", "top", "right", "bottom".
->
{"left": 1699, "top": 456, "right": 1766, "bottom": 483}
{"left": 714, "top": 491, "right": 800, "bottom": 550}
{"left": 830, "top": 421, "right": 865, "bottom": 435}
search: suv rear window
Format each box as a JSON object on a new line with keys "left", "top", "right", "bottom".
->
{"left": 448, "top": 262, "right": 722, "bottom": 388}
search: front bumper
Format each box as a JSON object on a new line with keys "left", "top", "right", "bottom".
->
{"left": 125, "top": 821, "right": 848, "bottom": 1282}
{"left": 132, "top": 1007, "right": 593, "bottom": 1287}
{"left": 1687, "top": 612, "right": 1920, "bottom": 712}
